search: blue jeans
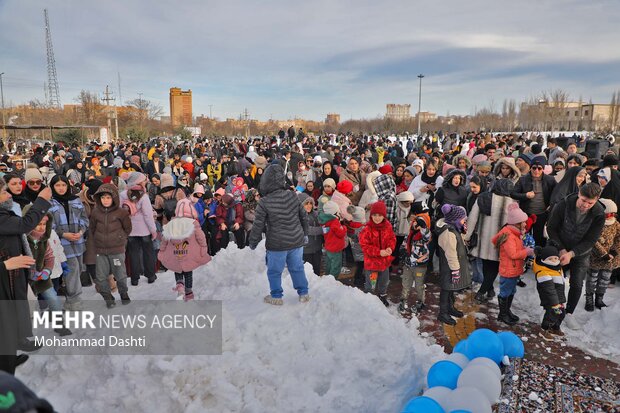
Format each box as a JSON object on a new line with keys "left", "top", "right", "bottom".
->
{"left": 266, "top": 247, "right": 309, "bottom": 298}
{"left": 39, "top": 287, "right": 63, "bottom": 312}
{"left": 472, "top": 258, "right": 484, "bottom": 283}
{"left": 499, "top": 276, "right": 519, "bottom": 298}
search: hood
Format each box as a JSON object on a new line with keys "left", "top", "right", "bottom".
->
{"left": 260, "top": 164, "right": 287, "bottom": 195}
{"left": 374, "top": 173, "right": 396, "bottom": 199}
{"left": 442, "top": 168, "right": 467, "bottom": 188}
{"left": 491, "top": 178, "right": 515, "bottom": 197}
{"left": 365, "top": 170, "right": 381, "bottom": 195}
{"left": 163, "top": 217, "right": 196, "bottom": 240}
{"left": 452, "top": 154, "right": 472, "bottom": 168}
{"left": 493, "top": 157, "right": 521, "bottom": 180}
{"left": 94, "top": 183, "right": 120, "bottom": 210}
{"left": 24, "top": 206, "right": 53, "bottom": 242}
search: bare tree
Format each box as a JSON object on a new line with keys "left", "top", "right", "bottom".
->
{"left": 74, "top": 90, "right": 102, "bottom": 124}
{"left": 540, "top": 89, "right": 570, "bottom": 131}
{"left": 126, "top": 97, "right": 163, "bottom": 120}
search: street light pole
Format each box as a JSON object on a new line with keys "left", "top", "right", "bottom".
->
{"left": 0, "top": 72, "right": 6, "bottom": 141}
{"left": 416, "top": 74, "right": 424, "bottom": 138}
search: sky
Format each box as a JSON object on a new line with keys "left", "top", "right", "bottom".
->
{"left": 1, "top": 0, "right": 620, "bottom": 122}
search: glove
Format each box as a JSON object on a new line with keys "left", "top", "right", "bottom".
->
{"left": 61, "top": 262, "right": 70, "bottom": 277}
{"left": 33, "top": 269, "right": 51, "bottom": 281}
{"left": 451, "top": 269, "right": 460, "bottom": 284}
{"left": 551, "top": 304, "right": 563, "bottom": 315}
{"left": 525, "top": 247, "right": 535, "bottom": 257}
{"left": 303, "top": 236, "right": 309, "bottom": 245}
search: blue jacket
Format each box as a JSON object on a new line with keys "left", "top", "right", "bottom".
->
{"left": 49, "top": 197, "right": 89, "bottom": 259}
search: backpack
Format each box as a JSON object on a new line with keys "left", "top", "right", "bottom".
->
{"left": 163, "top": 188, "right": 180, "bottom": 220}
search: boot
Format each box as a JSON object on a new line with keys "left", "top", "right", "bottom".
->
{"left": 448, "top": 292, "right": 464, "bottom": 318}
{"left": 517, "top": 279, "right": 526, "bottom": 288}
{"left": 379, "top": 294, "right": 390, "bottom": 307}
{"left": 595, "top": 294, "right": 607, "bottom": 309}
{"left": 184, "top": 292, "right": 194, "bottom": 302}
{"left": 584, "top": 294, "right": 594, "bottom": 312}
{"left": 487, "top": 289, "right": 496, "bottom": 299}
{"left": 415, "top": 301, "right": 426, "bottom": 312}
{"left": 102, "top": 292, "right": 116, "bottom": 309}
{"left": 506, "top": 294, "right": 520, "bottom": 322}
{"left": 497, "top": 296, "right": 516, "bottom": 325}
{"left": 474, "top": 290, "right": 489, "bottom": 303}
{"left": 264, "top": 295, "right": 283, "bottom": 306}
{"left": 299, "top": 294, "right": 311, "bottom": 303}
{"left": 398, "top": 299, "right": 411, "bottom": 314}
{"left": 120, "top": 292, "right": 131, "bottom": 305}
{"left": 438, "top": 290, "right": 456, "bottom": 325}
{"left": 53, "top": 315, "right": 73, "bottom": 336}
{"left": 173, "top": 282, "right": 185, "bottom": 297}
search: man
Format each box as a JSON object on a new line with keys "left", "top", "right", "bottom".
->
{"left": 546, "top": 183, "right": 605, "bottom": 319}
{"left": 512, "top": 156, "right": 556, "bottom": 247}
{"left": 546, "top": 137, "right": 564, "bottom": 166}
{"left": 515, "top": 154, "right": 531, "bottom": 176}
{"left": 249, "top": 164, "right": 310, "bottom": 305}
{"left": 145, "top": 152, "right": 165, "bottom": 178}
{"left": 339, "top": 157, "right": 366, "bottom": 206}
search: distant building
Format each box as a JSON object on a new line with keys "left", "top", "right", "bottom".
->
{"left": 325, "top": 113, "right": 340, "bottom": 124}
{"left": 386, "top": 104, "right": 411, "bottom": 120}
{"left": 417, "top": 111, "right": 437, "bottom": 122}
{"left": 519, "top": 100, "right": 618, "bottom": 131}
{"left": 169, "top": 87, "right": 192, "bottom": 127}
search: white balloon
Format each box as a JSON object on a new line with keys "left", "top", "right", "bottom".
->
{"left": 444, "top": 386, "right": 492, "bottom": 413}
{"left": 423, "top": 386, "right": 452, "bottom": 411}
{"left": 457, "top": 364, "right": 502, "bottom": 404}
{"left": 468, "top": 357, "right": 502, "bottom": 381}
{"left": 446, "top": 352, "right": 469, "bottom": 369}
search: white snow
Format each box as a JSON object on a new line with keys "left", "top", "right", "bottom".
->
{"left": 17, "top": 242, "right": 444, "bottom": 413}
{"left": 510, "top": 272, "right": 620, "bottom": 360}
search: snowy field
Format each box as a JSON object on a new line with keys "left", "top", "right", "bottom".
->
{"left": 18, "top": 243, "right": 445, "bottom": 413}
{"left": 512, "top": 271, "right": 620, "bottom": 360}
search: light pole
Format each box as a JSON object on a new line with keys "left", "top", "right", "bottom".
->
{"left": 0, "top": 72, "right": 5, "bottom": 141}
{"left": 417, "top": 74, "right": 424, "bottom": 137}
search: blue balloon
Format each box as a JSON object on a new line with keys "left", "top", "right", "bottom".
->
{"left": 497, "top": 331, "right": 525, "bottom": 358}
{"left": 453, "top": 339, "right": 470, "bottom": 359}
{"left": 466, "top": 328, "right": 504, "bottom": 364}
{"left": 427, "top": 361, "right": 463, "bottom": 389}
{"left": 402, "top": 396, "right": 445, "bottom": 413}
{"left": 449, "top": 410, "right": 472, "bottom": 413}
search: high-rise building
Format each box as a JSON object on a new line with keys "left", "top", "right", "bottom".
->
{"left": 169, "top": 87, "right": 192, "bottom": 127}
{"left": 386, "top": 104, "right": 411, "bottom": 120}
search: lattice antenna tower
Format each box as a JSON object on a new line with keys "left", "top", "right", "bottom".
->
{"left": 44, "top": 9, "right": 61, "bottom": 108}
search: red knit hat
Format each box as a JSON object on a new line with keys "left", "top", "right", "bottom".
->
{"left": 336, "top": 180, "right": 353, "bottom": 194}
{"left": 370, "top": 201, "right": 387, "bottom": 218}
{"left": 378, "top": 164, "right": 393, "bottom": 175}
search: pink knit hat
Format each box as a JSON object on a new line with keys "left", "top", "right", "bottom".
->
{"left": 506, "top": 202, "right": 528, "bottom": 225}
{"left": 175, "top": 198, "right": 198, "bottom": 219}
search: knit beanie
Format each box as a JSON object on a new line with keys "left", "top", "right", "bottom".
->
{"left": 323, "top": 200, "right": 340, "bottom": 216}
{"left": 396, "top": 191, "right": 414, "bottom": 203}
{"left": 378, "top": 164, "right": 393, "bottom": 175}
{"left": 175, "top": 198, "right": 198, "bottom": 219}
{"left": 159, "top": 173, "right": 175, "bottom": 189}
{"left": 598, "top": 167, "right": 612, "bottom": 185}
{"left": 255, "top": 156, "right": 268, "bottom": 169}
{"left": 531, "top": 155, "right": 547, "bottom": 167}
{"left": 199, "top": 172, "right": 208, "bottom": 181}
{"left": 471, "top": 154, "right": 488, "bottom": 166}
{"left": 84, "top": 179, "right": 103, "bottom": 197}
{"left": 538, "top": 245, "right": 560, "bottom": 267}
{"left": 0, "top": 371, "right": 55, "bottom": 413}
{"left": 506, "top": 202, "right": 528, "bottom": 225}
{"left": 403, "top": 166, "right": 417, "bottom": 177}
{"left": 412, "top": 159, "right": 424, "bottom": 170}
{"left": 323, "top": 178, "right": 336, "bottom": 189}
{"left": 24, "top": 165, "right": 43, "bottom": 182}
{"left": 193, "top": 183, "right": 205, "bottom": 195}
{"left": 442, "top": 204, "right": 467, "bottom": 226}
{"left": 370, "top": 200, "right": 387, "bottom": 218}
{"left": 599, "top": 198, "right": 617, "bottom": 225}
{"left": 517, "top": 153, "right": 532, "bottom": 166}
{"left": 214, "top": 188, "right": 226, "bottom": 197}
{"left": 602, "top": 154, "right": 619, "bottom": 168}
{"left": 347, "top": 205, "right": 366, "bottom": 223}
{"left": 336, "top": 180, "right": 353, "bottom": 194}
{"left": 122, "top": 171, "right": 147, "bottom": 190}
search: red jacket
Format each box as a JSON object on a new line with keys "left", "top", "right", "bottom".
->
{"left": 359, "top": 219, "right": 396, "bottom": 271}
{"left": 492, "top": 225, "right": 527, "bottom": 278}
{"left": 323, "top": 218, "right": 347, "bottom": 253}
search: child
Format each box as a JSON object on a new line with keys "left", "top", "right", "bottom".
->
{"left": 400, "top": 214, "right": 431, "bottom": 315}
{"left": 491, "top": 203, "right": 534, "bottom": 325}
{"left": 159, "top": 198, "right": 211, "bottom": 301}
{"left": 321, "top": 200, "right": 347, "bottom": 277}
{"left": 436, "top": 204, "right": 470, "bottom": 325}
{"left": 89, "top": 183, "right": 133, "bottom": 308}
{"left": 298, "top": 193, "right": 323, "bottom": 276}
{"left": 518, "top": 214, "right": 537, "bottom": 287}
{"left": 533, "top": 245, "right": 566, "bottom": 339}
{"left": 347, "top": 205, "right": 367, "bottom": 288}
{"left": 231, "top": 176, "right": 248, "bottom": 203}
{"left": 359, "top": 201, "right": 396, "bottom": 307}
{"left": 586, "top": 198, "right": 620, "bottom": 311}
{"left": 393, "top": 191, "right": 414, "bottom": 273}
{"left": 25, "top": 210, "right": 72, "bottom": 336}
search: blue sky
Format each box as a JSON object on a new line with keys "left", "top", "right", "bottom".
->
{"left": 1, "top": 0, "right": 619, "bottom": 121}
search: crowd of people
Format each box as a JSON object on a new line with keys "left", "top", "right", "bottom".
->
{"left": 0, "top": 129, "right": 618, "bottom": 376}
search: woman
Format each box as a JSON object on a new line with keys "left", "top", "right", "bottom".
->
{"left": 48, "top": 175, "right": 88, "bottom": 311}
{"left": 320, "top": 161, "right": 340, "bottom": 191}
{"left": 549, "top": 166, "right": 587, "bottom": 209}
{"left": 393, "top": 165, "right": 405, "bottom": 187}
{"left": 303, "top": 181, "right": 321, "bottom": 202}
{"left": 4, "top": 172, "right": 30, "bottom": 213}
{"left": 147, "top": 174, "right": 161, "bottom": 204}
{"left": 119, "top": 159, "right": 136, "bottom": 176}
{"left": 466, "top": 175, "right": 483, "bottom": 214}
{"left": 295, "top": 160, "right": 315, "bottom": 188}
{"left": 241, "top": 168, "right": 255, "bottom": 189}
{"left": 435, "top": 169, "right": 468, "bottom": 217}
{"left": 409, "top": 160, "right": 444, "bottom": 211}
{"left": 492, "top": 158, "right": 521, "bottom": 185}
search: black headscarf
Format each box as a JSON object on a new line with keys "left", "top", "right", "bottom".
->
{"left": 50, "top": 174, "right": 77, "bottom": 219}
{"left": 320, "top": 161, "right": 340, "bottom": 183}
{"left": 550, "top": 166, "right": 584, "bottom": 207}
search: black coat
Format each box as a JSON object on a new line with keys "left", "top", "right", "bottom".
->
{"left": 145, "top": 160, "right": 165, "bottom": 178}
{"left": 512, "top": 173, "right": 556, "bottom": 214}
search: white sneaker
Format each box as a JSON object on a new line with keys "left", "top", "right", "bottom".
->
{"left": 299, "top": 295, "right": 311, "bottom": 303}
{"left": 340, "top": 267, "right": 351, "bottom": 275}
{"left": 264, "top": 295, "right": 284, "bottom": 306}
{"left": 563, "top": 313, "right": 580, "bottom": 330}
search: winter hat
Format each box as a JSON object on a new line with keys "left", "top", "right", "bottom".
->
{"left": 442, "top": 162, "right": 455, "bottom": 176}
{"left": 441, "top": 204, "right": 467, "bottom": 226}
{"left": 369, "top": 200, "right": 387, "bottom": 218}
{"left": 517, "top": 153, "right": 532, "bottom": 165}
{"left": 193, "top": 183, "right": 205, "bottom": 195}
{"left": 531, "top": 155, "right": 547, "bottom": 167}
{"left": 163, "top": 166, "right": 173, "bottom": 175}
{"left": 411, "top": 159, "right": 424, "bottom": 170}
{"left": 313, "top": 155, "right": 323, "bottom": 164}
{"left": 297, "top": 192, "right": 315, "bottom": 207}
{"left": 84, "top": 179, "right": 103, "bottom": 197}
{"left": 538, "top": 245, "right": 560, "bottom": 267}
{"left": 477, "top": 161, "right": 492, "bottom": 172}
{"left": 0, "top": 371, "right": 56, "bottom": 413}
{"left": 199, "top": 172, "right": 208, "bottom": 181}
{"left": 599, "top": 198, "right": 617, "bottom": 225}
{"left": 24, "top": 165, "right": 44, "bottom": 182}
{"left": 531, "top": 143, "right": 543, "bottom": 155}
{"left": 323, "top": 200, "right": 340, "bottom": 216}
{"left": 347, "top": 205, "right": 366, "bottom": 223}
{"left": 378, "top": 164, "right": 393, "bottom": 175}
{"left": 602, "top": 154, "right": 619, "bottom": 168}
{"left": 159, "top": 173, "right": 175, "bottom": 189}
{"left": 175, "top": 198, "right": 198, "bottom": 219}
{"left": 506, "top": 202, "right": 528, "bottom": 225}
{"left": 254, "top": 156, "right": 268, "bottom": 169}
{"left": 336, "top": 180, "right": 353, "bottom": 194}
{"left": 403, "top": 166, "right": 417, "bottom": 177}
{"left": 185, "top": 156, "right": 193, "bottom": 164}
{"left": 396, "top": 191, "right": 414, "bottom": 203}
{"left": 597, "top": 167, "right": 612, "bottom": 184}
{"left": 323, "top": 178, "right": 336, "bottom": 189}
{"left": 471, "top": 154, "right": 488, "bottom": 166}
{"left": 214, "top": 188, "right": 226, "bottom": 197}
{"left": 221, "top": 194, "right": 234, "bottom": 206}
{"left": 122, "top": 171, "right": 147, "bottom": 190}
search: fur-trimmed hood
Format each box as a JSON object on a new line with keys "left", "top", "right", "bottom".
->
{"left": 365, "top": 170, "right": 381, "bottom": 196}
{"left": 163, "top": 217, "right": 197, "bottom": 241}
{"left": 442, "top": 168, "right": 467, "bottom": 188}
{"left": 452, "top": 154, "right": 472, "bottom": 168}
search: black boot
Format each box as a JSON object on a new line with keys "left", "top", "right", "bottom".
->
{"left": 497, "top": 296, "right": 516, "bottom": 325}
{"left": 517, "top": 279, "right": 526, "bottom": 287}
{"left": 54, "top": 315, "right": 73, "bottom": 337}
{"left": 595, "top": 294, "right": 607, "bottom": 309}
{"left": 379, "top": 294, "right": 390, "bottom": 307}
{"left": 438, "top": 290, "right": 456, "bottom": 325}
{"left": 448, "top": 292, "right": 464, "bottom": 318}
{"left": 474, "top": 290, "right": 489, "bottom": 303}
{"left": 585, "top": 294, "right": 594, "bottom": 312}
{"left": 17, "top": 338, "right": 42, "bottom": 352}
{"left": 487, "top": 289, "right": 496, "bottom": 299}
{"left": 120, "top": 292, "right": 131, "bottom": 305}
{"left": 506, "top": 294, "right": 520, "bottom": 322}
{"left": 102, "top": 292, "right": 116, "bottom": 309}
{"left": 398, "top": 299, "right": 410, "bottom": 314}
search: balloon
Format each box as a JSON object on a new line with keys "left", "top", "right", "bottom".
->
{"left": 467, "top": 357, "right": 502, "bottom": 381}
{"left": 497, "top": 331, "right": 525, "bottom": 358}
{"left": 453, "top": 339, "right": 469, "bottom": 358}
{"left": 427, "top": 361, "right": 463, "bottom": 389}
{"left": 423, "top": 386, "right": 452, "bottom": 411}
{"left": 401, "top": 396, "right": 445, "bottom": 413}
{"left": 466, "top": 329, "right": 504, "bottom": 364}
{"left": 457, "top": 364, "right": 502, "bottom": 404}
{"left": 443, "top": 387, "right": 492, "bottom": 413}
{"left": 449, "top": 410, "right": 472, "bottom": 413}
{"left": 446, "top": 352, "right": 469, "bottom": 369}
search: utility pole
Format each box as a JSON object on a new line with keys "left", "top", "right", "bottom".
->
{"left": 117, "top": 71, "right": 122, "bottom": 106}
{"left": 209, "top": 104, "right": 213, "bottom": 119}
{"left": 244, "top": 108, "right": 249, "bottom": 138}
{"left": 417, "top": 74, "right": 425, "bottom": 137}
{"left": 102, "top": 85, "right": 117, "bottom": 142}
{"left": 137, "top": 92, "right": 144, "bottom": 128}
{"left": 0, "top": 72, "right": 5, "bottom": 141}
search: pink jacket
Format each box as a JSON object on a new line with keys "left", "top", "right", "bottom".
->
{"left": 158, "top": 217, "right": 211, "bottom": 272}
{"left": 119, "top": 190, "right": 157, "bottom": 237}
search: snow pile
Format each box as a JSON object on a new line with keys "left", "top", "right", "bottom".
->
{"left": 19, "top": 242, "right": 444, "bottom": 412}
{"left": 511, "top": 272, "right": 620, "bottom": 360}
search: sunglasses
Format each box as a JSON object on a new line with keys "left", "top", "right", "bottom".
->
{"left": 531, "top": 166, "right": 543, "bottom": 171}
{"left": 28, "top": 180, "right": 42, "bottom": 185}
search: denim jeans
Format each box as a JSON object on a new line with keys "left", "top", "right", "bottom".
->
{"left": 472, "top": 258, "right": 484, "bottom": 283}
{"left": 39, "top": 287, "right": 63, "bottom": 312}
{"left": 499, "top": 276, "right": 519, "bottom": 298}
{"left": 266, "top": 247, "right": 309, "bottom": 298}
